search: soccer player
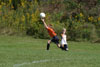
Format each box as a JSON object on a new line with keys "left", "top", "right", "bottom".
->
{"left": 60, "top": 28, "right": 69, "bottom": 51}
{"left": 41, "top": 18, "right": 60, "bottom": 50}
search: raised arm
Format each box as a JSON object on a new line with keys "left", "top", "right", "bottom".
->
{"left": 41, "top": 18, "right": 48, "bottom": 29}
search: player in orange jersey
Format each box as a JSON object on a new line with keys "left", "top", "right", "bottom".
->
{"left": 41, "top": 18, "right": 60, "bottom": 50}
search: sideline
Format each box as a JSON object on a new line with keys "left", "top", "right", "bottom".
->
{"left": 13, "top": 58, "right": 65, "bottom": 67}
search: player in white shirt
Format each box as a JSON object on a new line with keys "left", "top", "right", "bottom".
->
{"left": 60, "top": 28, "right": 69, "bottom": 51}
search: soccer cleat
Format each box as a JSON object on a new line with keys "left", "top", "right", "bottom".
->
{"left": 65, "top": 48, "right": 69, "bottom": 51}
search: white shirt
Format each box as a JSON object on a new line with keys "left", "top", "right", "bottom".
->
{"left": 61, "top": 34, "right": 67, "bottom": 45}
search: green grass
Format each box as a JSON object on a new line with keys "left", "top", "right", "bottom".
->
{"left": 0, "top": 35, "right": 100, "bottom": 67}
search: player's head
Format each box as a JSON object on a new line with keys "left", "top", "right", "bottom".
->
{"left": 48, "top": 24, "right": 52, "bottom": 28}
{"left": 62, "top": 28, "right": 66, "bottom": 34}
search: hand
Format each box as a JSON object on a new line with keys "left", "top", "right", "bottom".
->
{"left": 41, "top": 18, "right": 45, "bottom": 22}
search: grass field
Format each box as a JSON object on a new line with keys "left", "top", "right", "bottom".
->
{"left": 0, "top": 35, "right": 100, "bottom": 67}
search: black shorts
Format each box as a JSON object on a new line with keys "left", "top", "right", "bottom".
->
{"left": 51, "top": 36, "right": 59, "bottom": 45}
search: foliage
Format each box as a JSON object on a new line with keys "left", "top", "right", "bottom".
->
{"left": 0, "top": 0, "right": 100, "bottom": 41}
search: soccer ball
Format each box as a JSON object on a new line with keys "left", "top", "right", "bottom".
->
{"left": 40, "top": 12, "right": 46, "bottom": 18}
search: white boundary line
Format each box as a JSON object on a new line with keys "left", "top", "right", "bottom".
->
{"left": 13, "top": 59, "right": 64, "bottom": 67}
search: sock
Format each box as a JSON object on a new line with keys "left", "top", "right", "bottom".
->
{"left": 47, "top": 43, "right": 50, "bottom": 50}
{"left": 60, "top": 46, "right": 65, "bottom": 50}
{"left": 64, "top": 45, "right": 67, "bottom": 50}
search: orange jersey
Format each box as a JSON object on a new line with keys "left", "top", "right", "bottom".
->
{"left": 47, "top": 27, "right": 57, "bottom": 37}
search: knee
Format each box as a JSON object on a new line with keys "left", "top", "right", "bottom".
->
{"left": 57, "top": 44, "right": 61, "bottom": 48}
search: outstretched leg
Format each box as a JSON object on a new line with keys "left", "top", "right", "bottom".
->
{"left": 57, "top": 44, "right": 61, "bottom": 48}
{"left": 47, "top": 40, "right": 51, "bottom": 50}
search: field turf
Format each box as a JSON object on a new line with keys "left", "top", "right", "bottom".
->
{"left": 0, "top": 35, "right": 100, "bottom": 67}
